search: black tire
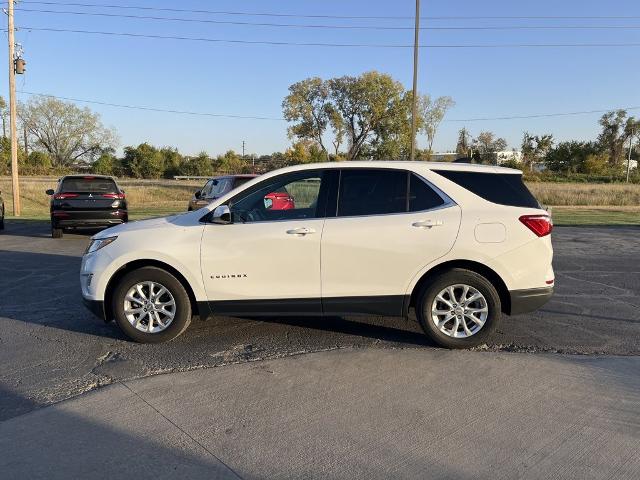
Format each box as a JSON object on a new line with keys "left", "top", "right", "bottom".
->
{"left": 112, "top": 266, "right": 192, "bottom": 343}
{"left": 416, "top": 268, "right": 501, "bottom": 349}
{"left": 51, "top": 226, "right": 63, "bottom": 238}
{"left": 0, "top": 217, "right": 4, "bottom": 230}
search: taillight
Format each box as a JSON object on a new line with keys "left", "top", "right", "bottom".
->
{"left": 53, "top": 193, "right": 79, "bottom": 200}
{"left": 102, "top": 193, "right": 125, "bottom": 199}
{"left": 519, "top": 215, "right": 553, "bottom": 237}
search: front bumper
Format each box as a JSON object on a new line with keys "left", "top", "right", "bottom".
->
{"left": 508, "top": 286, "right": 553, "bottom": 315}
{"left": 83, "top": 297, "right": 106, "bottom": 321}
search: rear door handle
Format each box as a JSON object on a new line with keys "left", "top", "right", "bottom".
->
{"left": 286, "top": 227, "right": 316, "bottom": 236}
{"left": 412, "top": 220, "right": 443, "bottom": 228}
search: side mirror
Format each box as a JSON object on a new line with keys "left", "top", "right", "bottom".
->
{"left": 194, "top": 190, "right": 202, "bottom": 199}
{"left": 211, "top": 205, "right": 232, "bottom": 225}
{"left": 45, "top": 189, "right": 55, "bottom": 195}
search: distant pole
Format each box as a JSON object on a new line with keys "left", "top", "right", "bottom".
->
{"left": 242, "top": 140, "right": 245, "bottom": 159}
{"left": 8, "top": 0, "right": 20, "bottom": 216}
{"left": 409, "top": 0, "right": 420, "bottom": 161}
{"left": 627, "top": 129, "right": 635, "bottom": 183}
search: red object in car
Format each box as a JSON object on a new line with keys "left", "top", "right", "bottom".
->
{"left": 265, "top": 192, "right": 295, "bottom": 210}
{"left": 519, "top": 215, "right": 553, "bottom": 237}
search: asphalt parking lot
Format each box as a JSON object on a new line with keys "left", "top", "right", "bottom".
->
{"left": 1, "top": 220, "right": 639, "bottom": 421}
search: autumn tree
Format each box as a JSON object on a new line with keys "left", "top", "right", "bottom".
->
{"left": 473, "top": 131, "right": 508, "bottom": 164}
{"left": 597, "top": 110, "right": 638, "bottom": 168}
{"left": 282, "top": 77, "right": 331, "bottom": 160}
{"left": 521, "top": 132, "right": 554, "bottom": 170}
{"left": 420, "top": 95, "right": 455, "bottom": 153}
{"left": 20, "top": 96, "right": 117, "bottom": 167}
{"left": 455, "top": 127, "right": 472, "bottom": 156}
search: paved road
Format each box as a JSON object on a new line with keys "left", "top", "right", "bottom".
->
{"left": 1, "top": 221, "right": 639, "bottom": 421}
{"left": 1, "top": 349, "right": 639, "bottom": 479}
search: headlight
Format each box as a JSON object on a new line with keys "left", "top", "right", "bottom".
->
{"left": 85, "top": 236, "right": 117, "bottom": 254}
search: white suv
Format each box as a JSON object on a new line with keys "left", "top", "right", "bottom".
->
{"left": 81, "top": 161, "right": 554, "bottom": 348}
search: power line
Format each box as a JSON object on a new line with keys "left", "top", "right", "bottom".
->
{"left": 15, "top": 1, "right": 640, "bottom": 21}
{"left": 14, "top": 8, "right": 640, "bottom": 31}
{"left": 446, "top": 107, "right": 640, "bottom": 122}
{"left": 18, "top": 91, "right": 286, "bottom": 120}
{"left": 14, "top": 26, "right": 640, "bottom": 48}
{"left": 19, "top": 91, "right": 640, "bottom": 123}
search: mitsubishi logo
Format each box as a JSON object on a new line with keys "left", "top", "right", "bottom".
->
{"left": 88, "top": 193, "right": 93, "bottom": 198}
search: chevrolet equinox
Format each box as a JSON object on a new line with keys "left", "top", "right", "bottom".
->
{"left": 81, "top": 162, "right": 554, "bottom": 348}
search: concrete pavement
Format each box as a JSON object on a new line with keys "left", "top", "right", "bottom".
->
{"left": 2, "top": 221, "right": 640, "bottom": 421}
{"left": 2, "top": 348, "right": 639, "bottom": 479}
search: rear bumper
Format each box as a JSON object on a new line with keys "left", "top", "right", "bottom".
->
{"left": 82, "top": 297, "right": 107, "bottom": 321}
{"left": 508, "top": 286, "right": 553, "bottom": 315}
{"left": 53, "top": 210, "right": 128, "bottom": 227}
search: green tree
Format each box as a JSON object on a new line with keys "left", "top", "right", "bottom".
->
{"left": 178, "top": 151, "right": 214, "bottom": 176}
{"left": 92, "top": 149, "right": 121, "bottom": 176}
{"left": 121, "top": 143, "right": 164, "bottom": 178}
{"left": 215, "top": 150, "right": 249, "bottom": 173}
{"left": 159, "top": 147, "right": 184, "bottom": 178}
{"left": 20, "top": 96, "right": 117, "bottom": 167}
{"left": 544, "top": 141, "right": 601, "bottom": 173}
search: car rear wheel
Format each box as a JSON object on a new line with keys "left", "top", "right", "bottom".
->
{"left": 112, "top": 267, "right": 192, "bottom": 343}
{"left": 416, "top": 268, "right": 501, "bottom": 349}
{"left": 51, "top": 226, "right": 63, "bottom": 238}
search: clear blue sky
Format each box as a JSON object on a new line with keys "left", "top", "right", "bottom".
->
{"left": 4, "top": 0, "right": 639, "bottom": 156}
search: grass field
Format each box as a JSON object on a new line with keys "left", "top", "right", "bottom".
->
{"left": 1, "top": 176, "right": 639, "bottom": 226}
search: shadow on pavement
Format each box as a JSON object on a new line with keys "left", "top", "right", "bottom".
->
{"left": 0, "top": 384, "right": 238, "bottom": 479}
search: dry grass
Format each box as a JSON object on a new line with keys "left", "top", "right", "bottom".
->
{"left": 1, "top": 176, "right": 639, "bottom": 222}
{"left": 527, "top": 182, "right": 640, "bottom": 207}
{"left": 0, "top": 176, "right": 204, "bottom": 218}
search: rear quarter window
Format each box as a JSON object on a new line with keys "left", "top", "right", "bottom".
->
{"left": 433, "top": 170, "right": 540, "bottom": 208}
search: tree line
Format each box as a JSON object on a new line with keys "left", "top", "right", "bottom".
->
{"left": 0, "top": 71, "right": 638, "bottom": 180}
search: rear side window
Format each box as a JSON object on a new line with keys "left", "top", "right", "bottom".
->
{"left": 60, "top": 177, "right": 118, "bottom": 193}
{"left": 336, "top": 170, "right": 445, "bottom": 217}
{"left": 338, "top": 169, "right": 406, "bottom": 217}
{"left": 433, "top": 170, "right": 540, "bottom": 208}
{"left": 409, "top": 174, "right": 445, "bottom": 212}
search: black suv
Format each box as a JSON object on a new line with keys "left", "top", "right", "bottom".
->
{"left": 46, "top": 175, "right": 128, "bottom": 238}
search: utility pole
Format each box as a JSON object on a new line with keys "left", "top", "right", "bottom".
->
{"left": 409, "top": 0, "right": 420, "bottom": 161}
{"left": 242, "top": 140, "right": 245, "bottom": 160}
{"left": 7, "top": 0, "right": 20, "bottom": 215}
{"left": 627, "top": 128, "right": 635, "bottom": 183}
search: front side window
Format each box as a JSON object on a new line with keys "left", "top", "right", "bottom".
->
{"left": 229, "top": 171, "right": 325, "bottom": 223}
{"left": 209, "top": 178, "right": 232, "bottom": 198}
{"left": 201, "top": 180, "right": 214, "bottom": 197}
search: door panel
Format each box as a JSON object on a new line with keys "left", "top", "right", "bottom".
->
{"left": 321, "top": 205, "right": 462, "bottom": 301}
{"left": 200, "top": 220, "right": 324, "bottom": 313}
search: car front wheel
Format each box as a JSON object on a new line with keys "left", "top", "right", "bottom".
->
{"left": 112, "top": 267, "right": 192, "bottom": 343}
{"left": 416, "top": 268, "right": 501, "bottom": 349}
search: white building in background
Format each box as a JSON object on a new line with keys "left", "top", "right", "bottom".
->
{"left": 495, "top": 150, "right": 523, "bottom": 165}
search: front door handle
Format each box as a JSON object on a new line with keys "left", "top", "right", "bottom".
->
{"left": 412, "top": 220, "right": 443, "bottom": 228}
{"left": 286, "top": 227, "right": 316, "bottom": 236}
